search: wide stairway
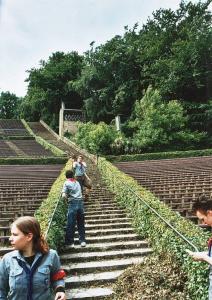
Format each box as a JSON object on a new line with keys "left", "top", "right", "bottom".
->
{"left": 115, "top": 156, "right": 212, "bottom": 223}
{"left": 0, "top": 120, "right": 152, "bottom": 298}
{"left": 60, "top": 164, "right": 152, "bottom": 299}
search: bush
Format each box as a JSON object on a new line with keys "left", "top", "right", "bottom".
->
{"left": 112, "top": 253, "right": 189, "bottom": 300}
{"left": 73, "top": 121, "right": 121, "bottom": 154}
{"left": 128, "top": 87, "right": 205, "bottom": 152}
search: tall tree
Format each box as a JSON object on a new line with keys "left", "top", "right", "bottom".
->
{"left": 20, "top": 51, "right": 84, "bottom": 129}
{"left": 72, "top": 27, "right": 142, "bottom": 123}
{"left": 0, "top": 91, "right": 21, "bottom": 119}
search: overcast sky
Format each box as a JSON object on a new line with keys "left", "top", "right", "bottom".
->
{"left": 0, "top": 0, "right": 200, "bottom": 97}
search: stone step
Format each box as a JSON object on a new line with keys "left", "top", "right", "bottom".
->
{"left": 85, "top": 222, "right": 131, "bottom": 230}
{"left": 62, "top": 256, "right": 144, "bottom": 275}
{"left": 63, "top": 240, "right": 149, "bottom": 253}
{"left": 66, "top": 287, "right": 113, "bottom": 300}
{"left": 83, "top": 227, "right": 134, "bottom": 236}
{"left": 83, "top": 233, "right": 139, "bottom": 244}
{"left": 86, "top": 208, "right": 124, "bottom": 215}
{"left": 85, "top": 217, "right": 131, "bottom": 225}
{"left": 85, "top": 212, "right": 127, "bottom": 220}
{"left": 60, "top": 248, "right": 152, "bottom": 263}
{"left": 65, "top": 270, "right": 124, "bottom": 288}
{"left": 85, "top": 203, "right": 119, "bottom": 209}
{"left": 0, "top": 211, "right": 34, "bottom": 218}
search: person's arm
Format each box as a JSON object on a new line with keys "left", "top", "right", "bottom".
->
{"left": 0, "top": 257, "right": 9, "bottom": 299}
{"left": 186, "top": 249, "right": 212, "bottom": 263}
{"left": 72, "top": 161, "right": 77, "bottom": 169}
{"left": 50, "top": 250, "right": 66, "bottom": 300}
{"left": 61, "top": 182, "right": 68, "bottom": 200}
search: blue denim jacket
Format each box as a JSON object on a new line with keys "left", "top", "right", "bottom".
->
{"left": 0, "top": 249, "right": 65, "bottom": 300}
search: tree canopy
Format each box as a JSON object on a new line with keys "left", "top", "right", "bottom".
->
{"left": 0, "top": 91, "right": 21, "bottom": 119}
{"left": 1, "top": 0, "right": 211, "bottom": 146}
{"left": 20, "top": 51, "right": 84, "bottom": 129}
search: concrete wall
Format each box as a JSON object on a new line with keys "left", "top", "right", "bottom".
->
{"left": 64, "top": 121, "right": 78, "bottom": 135}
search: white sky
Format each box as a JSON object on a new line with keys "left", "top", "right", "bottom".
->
{"left": 0, "top": 0, "right": 202, "bottom": 97}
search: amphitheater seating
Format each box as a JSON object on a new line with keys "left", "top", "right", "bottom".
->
{"left": 11, "top": 140, "right": 53, "bottom": 156}
{"left": 28, "top": 122, "right": 73, "bottom": 154}
{"left": 115, "top": 156, "right": 212, "bottom": 223}
{"left": 0, "top": 119, "right": 57, "bottom": 157}
{"left": 0, "top": 119, "right": 30, "bottom": 137}
{"left": 0, "top": 141, "right": 17, "bottom": 157}
{"left": 0, "top": 165, "right": 63, "bottom": 245}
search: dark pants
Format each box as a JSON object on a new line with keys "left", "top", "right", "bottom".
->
{"left": 65, "top": 199, "right": 85, "bottom": 244}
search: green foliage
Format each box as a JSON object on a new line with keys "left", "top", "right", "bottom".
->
{"left": 70, "top": 0, "right": 211, "bottom": 131}
{"left": 98, "top": 157, "right": 209, "bottom": 299}
{"left": 113, "top": 253, "right": 189, "bottom": 299}
{"left": 35, "top": 160, "right": 71, "bottom": 249}
{"left": 128, "top": 87, "right": 205, "bottom": 152}
{"left": 0, "top": 91, "right": 22, "bottom": 119}
{"left": 20, "top": 51, "right": 84, "bottom": 130}
{"left": 73, "top": 121, "right": 121, "bottom": 154}
{"left": 72, "top": 30, "right": 142, "bottom": 123}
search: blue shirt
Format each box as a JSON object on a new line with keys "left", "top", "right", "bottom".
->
{"left": 0, "top": 249, "right": 65, "bottom": 300}
{"left": 73, "top": 161, "right": 87, "bottom": 176}
{"left": 62, "top": 178, "right": 82, "bottom": 201}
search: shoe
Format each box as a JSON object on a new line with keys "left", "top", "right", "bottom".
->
{"left": 81, "top": 242, "right": 86, "bottom": 247}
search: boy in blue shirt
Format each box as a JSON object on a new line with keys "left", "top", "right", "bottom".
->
{"left": 62, "top": 170, "right": 86, "bottom": 247}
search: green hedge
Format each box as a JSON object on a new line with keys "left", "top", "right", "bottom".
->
{"left": 98, "top": 157, "right": 210, "bottom": 299}
{"left": 107, "top": 148, "right": 212, "bottom": 162}
{"left": 0, "top": 157, "right": 67, "bottom": 165}
{"left": 35, "top": 160, "right": 71, "bottom": 249}
{"left": 22, "top": 119, "right": 66, "bottom": 157}
{"left": 0, "top": 135, "right": 34, "bottom": 140}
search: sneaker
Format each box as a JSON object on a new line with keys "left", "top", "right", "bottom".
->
{"left": 81, "top": 242, "right": 86, "bottom": 247}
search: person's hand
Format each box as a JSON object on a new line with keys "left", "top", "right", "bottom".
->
{"left": 55, "top": 292, "right": 66, "bottom": 300}
{"left": 186, "top": 249, "right": 208, "bottom": 261}
{"left": 62, "top": 192, "right": 67, "bottom": 199}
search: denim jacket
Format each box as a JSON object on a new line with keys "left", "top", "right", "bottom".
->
{"left": 0, "top": 249, "right": 65, "bottom": 300}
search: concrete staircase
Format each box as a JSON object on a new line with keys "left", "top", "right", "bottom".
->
{"left": 60, "top": 166, "right": 152, "bottom": 299}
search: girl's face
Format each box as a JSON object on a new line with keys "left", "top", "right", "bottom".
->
{"left": 9, "top": 224, "right": 33, "bottom": 251}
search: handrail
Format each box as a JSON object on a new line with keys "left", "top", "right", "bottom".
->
{"left": 44, "top": 194, "right": 62, "bottom": 239}
{"left": 100, "top": 159, "right": 199, "bottom": 252}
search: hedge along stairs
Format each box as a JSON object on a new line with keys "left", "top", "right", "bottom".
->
{"left": 59, "top": 161, "right": 152, "bottom": 299}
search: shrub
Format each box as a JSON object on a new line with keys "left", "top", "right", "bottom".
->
{"left": 128, "top": 87, "right": 205, "bottom": 152}
{"left": 74, "top": 121, "right": 121, "bottom": 154}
